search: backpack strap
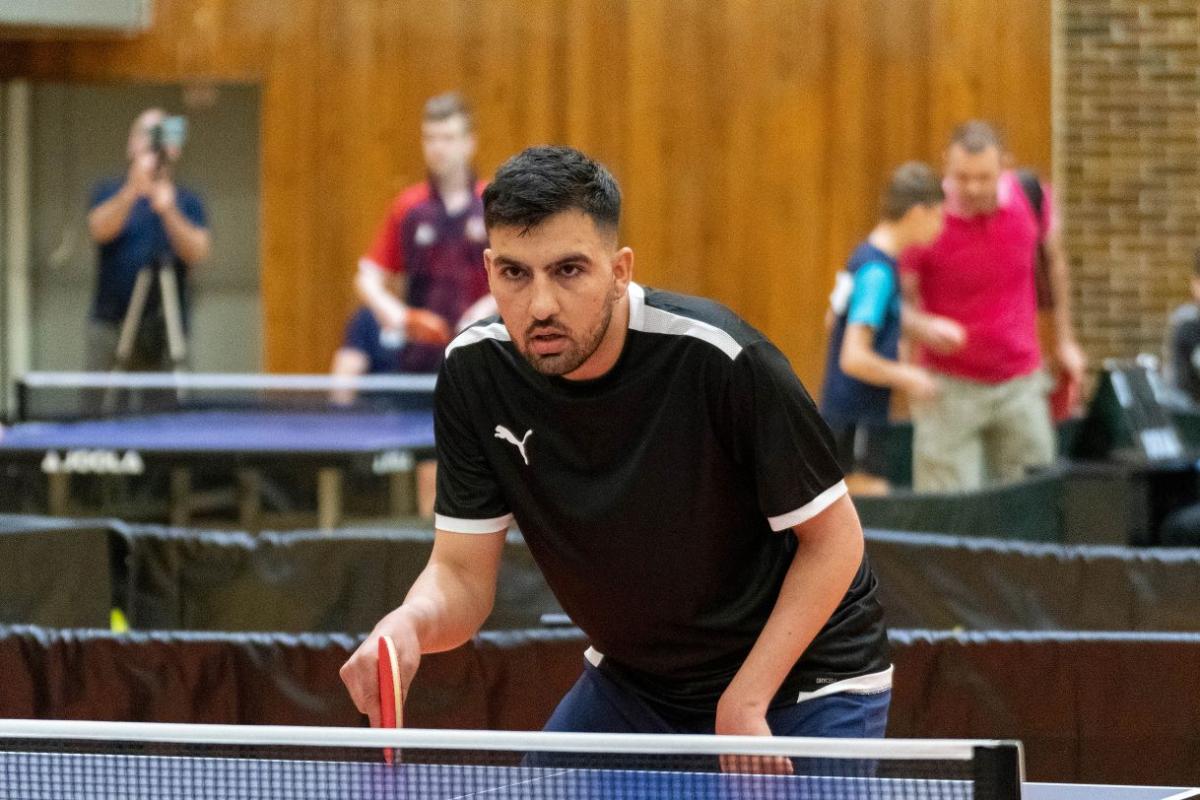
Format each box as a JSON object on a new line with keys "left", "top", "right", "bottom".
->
{"left": 1015, "top": 168, "right": 1046, "bottom": 237}
{"left": 1015, "top": 168, "right": 1054, "bottom": 310}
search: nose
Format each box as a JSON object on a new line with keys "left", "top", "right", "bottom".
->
{"left": 528, "top": 273, "right": 560, "bottom": 322}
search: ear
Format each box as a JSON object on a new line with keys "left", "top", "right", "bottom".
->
{"left": 612, "top": 247, "right": 634, "bottom": 295}
{"left": 483, "top": 248, "right": 497, "bottom": 287}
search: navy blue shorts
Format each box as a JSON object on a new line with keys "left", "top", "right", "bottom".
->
{"left": 543, "top": 661, "right": 890, "bottom": 738}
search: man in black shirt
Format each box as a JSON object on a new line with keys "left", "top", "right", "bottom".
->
{"left": 341, "top": 146, "right": 890, "bottom": 743}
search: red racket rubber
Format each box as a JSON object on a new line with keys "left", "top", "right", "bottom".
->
{"left": 377, "top": 634, "right": 404, "bottom": 765}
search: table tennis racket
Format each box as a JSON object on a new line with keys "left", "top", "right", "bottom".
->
{"left": 377, "top": 634, "right": 404, "bottom": 765}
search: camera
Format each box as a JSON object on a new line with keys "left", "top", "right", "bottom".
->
{"left": 149, "top": 115, "right": 188, "bottom": 161}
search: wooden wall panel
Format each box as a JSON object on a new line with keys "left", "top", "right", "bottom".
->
{"left": 2, "top": 0, "right": 1051, "bottom": 386}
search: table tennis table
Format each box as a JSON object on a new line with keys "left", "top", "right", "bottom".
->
{"left": 0, "top": 407, "right": 435, "bottom": 529}
{"left": 0, "top": 750, "right": 1194, "bottom": 799}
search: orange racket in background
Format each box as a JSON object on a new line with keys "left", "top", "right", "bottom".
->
{"left": 377, "top": 635, "right": 404, "bottom": 765}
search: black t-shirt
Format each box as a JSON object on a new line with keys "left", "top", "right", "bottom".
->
{"left": 434, "top": 283, "right": 889, "bottom": 719}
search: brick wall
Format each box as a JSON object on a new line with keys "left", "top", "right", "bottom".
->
{"left": 1057, "top": 0, "right": 1200, "bottom": 364}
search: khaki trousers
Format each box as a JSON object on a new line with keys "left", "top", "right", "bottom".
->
{"left": 911, "top": 371, "right": 1055, "bottom": 492}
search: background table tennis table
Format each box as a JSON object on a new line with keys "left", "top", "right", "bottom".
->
{"left": 0, "top": 750, "right": 1195, "bottom": 800}
{"left": 0, "top": 407, "right": 435, "bottom": 529}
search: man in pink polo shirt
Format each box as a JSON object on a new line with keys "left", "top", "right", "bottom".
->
{"left": 901, "top": 121, "right": 1086, "bottom": 491}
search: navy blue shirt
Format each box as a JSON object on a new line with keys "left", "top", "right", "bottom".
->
{"left": 342, "top": 307, "right": 403, "bottom": 374}
{"left": 89, "top": 178, "right": 207, "bottom": 326}
{"left": 820, "top": 242, "right": 901, "bottom": 425}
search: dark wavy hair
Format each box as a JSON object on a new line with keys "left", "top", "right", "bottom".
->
{"left": 483, "top": 145, "right": 621, "bottom": 235}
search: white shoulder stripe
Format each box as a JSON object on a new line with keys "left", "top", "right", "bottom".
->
{"left": 435, "top": 513, "right": 514, "bottom": 534}
{"left": 627, "top": 282, "right": 743, "bottom": 360}
{"left": 767, "top": 480, "right": 848, "bottom": 531}
{"left": 445, "top": 320, "right": 511, "bottom": 357}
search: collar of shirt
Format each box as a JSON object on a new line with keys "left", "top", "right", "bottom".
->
{"left": 425, "top": 173, "right": 479, "bottom": 211}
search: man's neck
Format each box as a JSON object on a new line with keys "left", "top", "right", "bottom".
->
{"left": 435, "top": 169, "right": 473, "bottom": 214}
{"left": 867, "top": 223, "right": 902, "bottom": 257}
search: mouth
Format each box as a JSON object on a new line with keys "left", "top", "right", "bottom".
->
{"left": 528, "top": 330, "right": 568, "bottom": 356}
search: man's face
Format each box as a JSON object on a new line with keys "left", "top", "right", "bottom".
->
{"left": 485, "top": 210, "right": 632, "bottom": 380}
{"left": 421, "top": 115, "right": 475, "bottom": 179}
{"left": 127, "top": 109, "right": 166, "bottom": 162}
{"left": 945, "top": 144, "right": 1003, "bottom": 216}
{"left": 911, "top": 202, "right": 945, "bottom": 245}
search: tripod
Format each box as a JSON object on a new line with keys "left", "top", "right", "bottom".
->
{"left": 100, "top": 252, "right": 189, "bottom": 417}
{"left": 113, "top": 252, "right": 189, "bottom": 374}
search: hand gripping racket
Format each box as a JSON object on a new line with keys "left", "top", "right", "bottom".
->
{"left": 377, "top": 635, "right": 404, "bottom": 765}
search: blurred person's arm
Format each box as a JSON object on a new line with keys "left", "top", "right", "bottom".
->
{"left": 1044, "top": 229, "right": 1086, "bottom": 383}
{"left": 151, "top": 180, "right": 211, "bottom": 267}
{"left": 330, "top": 347, "right": 371, "bottom": 406}
{"left": 899, "top": 272, "right": 965, "bottom": 355}
{"left": 87, "top": 153, "right": 156, "bottom": 244}
{"left": 332, "top": 347, "right": 370, "bottom": 377}
{"left": 355, "top": 257, "right": 451, "bottom": 344}
{"left": 840, "top": 325, "right": 937, "bottom": 402}
{"left": 355, "top": 197, "right": 452, "bottom": 344}
{"left": 837, "top": 262, "right": 937, "bottom": 400}
{"left": 356, "top": 257, "right": 411, "bottom": 330}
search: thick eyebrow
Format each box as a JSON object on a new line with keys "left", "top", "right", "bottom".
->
{"left": 545, "top": 252, "right": 593, "bottom": 269}
{"left": 492, "top": 255, "right": 530, "bottom": 270}
{"left": 492, "top": 252, "right": 594, "bottom": 271}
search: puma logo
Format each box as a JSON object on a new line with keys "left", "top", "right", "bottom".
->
{"left": 494, "top": 425, "right": 533, "bottom": 466}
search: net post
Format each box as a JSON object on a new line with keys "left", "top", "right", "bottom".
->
{"left": 972, "top": 741, "right": 1024, "bottom": 800}
{"left": 15, "top": 375, "right": 28, "bottom": 422}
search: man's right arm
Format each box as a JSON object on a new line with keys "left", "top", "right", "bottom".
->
{"left": 88, "top": 153, "right": 156, "bottom": 244}
{"left": 355, "top": 257, "right": 412, "bottom": 331}
{"left": 339, "top": 526, "right": 507, "bottom": 727}
{"left": 355, "top": 257, "right": 451, "bottom": 345}
{"left": 87, "top": 183, "right": 140, "bottom": 245}
{"left": 837, "top": 263, "right": 937, "bottom": 400}
{"left": 840, "top": 324, "right": 937, "bottom": 401}
{"left": 899, "top": 271, "right": 966, "bottom": 355}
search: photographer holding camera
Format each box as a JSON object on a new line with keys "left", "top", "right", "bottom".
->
{"left": 86, "top": 108, "right": 210, "bottom": 371}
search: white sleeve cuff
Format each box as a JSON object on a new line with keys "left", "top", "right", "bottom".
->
{"left": 434, "top": 513, "right": 514, "bottom": 534}
{"left": 766, "top": 480, "right": 848, "bottom": 532}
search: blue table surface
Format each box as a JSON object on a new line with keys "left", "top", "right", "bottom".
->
{"left": 0, "top": 751, "right": 1194, "bottom": 800}
{"left": 0, "top": 410, "right": 435, "bottom": 454}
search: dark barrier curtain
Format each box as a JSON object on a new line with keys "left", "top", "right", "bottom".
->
{"left": 867, "top": 529, "right": 1200, "bottom": 631}
{"left": 854, "top": 473, "right": 1067, "bottom": 542}
{"left": 123, "top": 528, "right": 429, "bottom": 632}
{"left": 122, "top": 526, "right": 563, "bottom": 632}
{"left": 0, "top": 517, "right": 113, "bottom": 628}
{"left": 857, "top": 458, "right": 1200, "bottom": 548}
{"left": 0, "top": 626, "right": 571, "bottom": 730}
{"left": 888, "top": 630, "right": 1200, "bottom": 786}
{"left": 3, "top": 517, "right": 1198, "bottom": 635}
{"left": 1, "top": 626, "right": 1198, "bottom": 785}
